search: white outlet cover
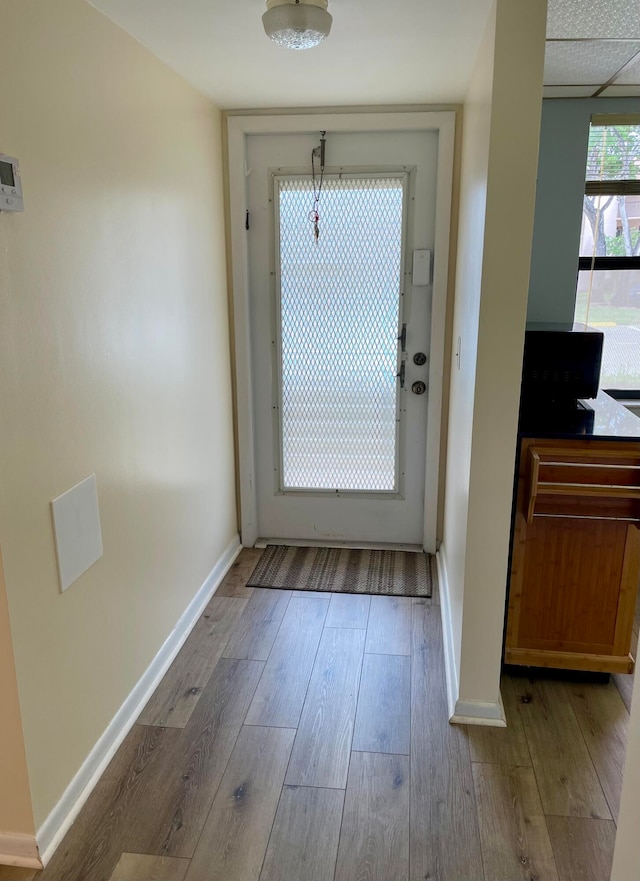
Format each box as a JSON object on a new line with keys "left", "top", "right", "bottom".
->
{"left": 51, "top": 474, "right": 103, "bottom": 592}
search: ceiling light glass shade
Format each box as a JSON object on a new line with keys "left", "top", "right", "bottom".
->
{"left": 263, "top": 0, "right": 332, "bottom": 50}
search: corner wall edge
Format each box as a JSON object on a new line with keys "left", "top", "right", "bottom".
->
{"left": 435, "top": 547, "right": 459, "bottom": 720}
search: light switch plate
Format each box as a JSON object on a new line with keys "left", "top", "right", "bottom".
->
{"left": 51, "top": 474, "right": 103, "bottom": 592}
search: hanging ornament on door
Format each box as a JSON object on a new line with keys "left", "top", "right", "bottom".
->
{"left": 309, "top": 131, "right": 326, "bottom": 243}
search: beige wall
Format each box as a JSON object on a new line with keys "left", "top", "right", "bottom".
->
{"left": 441, "top": 0, "right": 547, "bottom": 710}
{"left": 0, "top": 550, "right": 34, "bottom": 840}
{"left": 441, "top": 1, "right": 496, "bottom": 686}
{"left": 0, "top": 0, "right": 236, "bottom": 830}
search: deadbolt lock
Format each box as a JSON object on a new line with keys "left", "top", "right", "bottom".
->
{"left": 411, "top": 381, "right": 427, "bottom": 395}
{"left": 413, "top": 352, "right": 427, "bottom": 366}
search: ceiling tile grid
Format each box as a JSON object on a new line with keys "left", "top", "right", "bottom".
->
{"left": 601, "top": 84, "right": 640, "bottom": 95}
{"left": 544, "top": 39, "right": 640, "bottom": 86}
{"left": 616, "top": 52, "right": 640, "bottom": 83}
{"left": 545, "top": 0, "right": 640, "bottom": 96}
{"left": 542, "top": 85, "right": 602, "bottom": 98}
{"left": 547, "top": 0, "right": 640, "bottom": 40}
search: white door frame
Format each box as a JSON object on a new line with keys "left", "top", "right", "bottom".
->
{"left": 227, "top": 110, "right": 456, "bottom": 551}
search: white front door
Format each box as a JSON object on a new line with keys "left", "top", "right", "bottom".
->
{"left": 229, "top": 114, "right": 455, "bottom": 550}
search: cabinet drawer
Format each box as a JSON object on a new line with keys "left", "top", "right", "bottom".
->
{"left": 526, "top": 446, "right": 640, "bottom": 523}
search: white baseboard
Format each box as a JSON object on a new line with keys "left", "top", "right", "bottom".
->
{"left": 0, "top": 832, "right": 42, "bottom": 869}
{"left": 435, "top": 547, "right": 459, "bottom": 720}
{"left": 451, "top": 694, "right": 507, "bottom": 727}
{"left": 436, "top": 548, "right": 507, "bottom": 728}
{"left": 37, "top": 535, "right": 242, "bottom": 866}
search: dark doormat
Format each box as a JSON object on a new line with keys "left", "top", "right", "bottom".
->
{"left": 248, "top": 545, "right": 432, "bottom": 598}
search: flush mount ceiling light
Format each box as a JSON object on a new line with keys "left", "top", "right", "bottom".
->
{"left": 263, "top": 0, "right": 333, "bottom": 50}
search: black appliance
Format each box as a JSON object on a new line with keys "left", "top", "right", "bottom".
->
{"left": 519, "top": 325, "right": 604, "bottom": 435}
{"left": 521, "top": 324, "right": 604, "bottom": 407}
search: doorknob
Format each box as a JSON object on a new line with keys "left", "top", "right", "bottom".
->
{"left": 412, "top": 381, "right": 426, "bottom": 395}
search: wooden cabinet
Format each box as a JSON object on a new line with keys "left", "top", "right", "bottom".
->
{"left": 505, "top": 437, "right": 640, "bottom": 674}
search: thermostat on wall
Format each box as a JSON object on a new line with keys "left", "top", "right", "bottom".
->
{"left": 0, "top": 154, "right": 23, "bottom": 212}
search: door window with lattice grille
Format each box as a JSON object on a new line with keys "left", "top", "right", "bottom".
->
{"left": 275, "top": 175, "right": 406, "bottom": 492}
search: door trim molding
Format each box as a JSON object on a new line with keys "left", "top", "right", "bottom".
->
{"left": 227, "top": 110, "right": 456, "bottom": 550}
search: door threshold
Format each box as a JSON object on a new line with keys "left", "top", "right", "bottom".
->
{"left": 255, "top": 538, "right": 424, "bottom": 553}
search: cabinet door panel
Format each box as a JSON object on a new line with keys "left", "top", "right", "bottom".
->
{"left": 518, "top": 518, "right": 626, "bottom": 651}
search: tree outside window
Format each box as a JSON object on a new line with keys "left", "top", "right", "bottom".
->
{"left": 575, "top": 121, "right": 640, "bottom": 391}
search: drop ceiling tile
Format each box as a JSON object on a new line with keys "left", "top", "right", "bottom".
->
{"left": 544, "top": 40, "right": 640, "bottom": 85}
{"left": 599, "top": 84, "right": 640, "bottom": 96}
{"left": 547, "top": 0, "right": 640, "bottom": 39}
{"left": 615, "top": 50, "right": 640, "bottom": 83}
{"left": 543, "top": 85, "right": 600, "bottom": 98}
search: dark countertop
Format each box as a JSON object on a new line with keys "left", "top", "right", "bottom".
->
{"left": 519, "top": 390, "right": 640, "bottom": 441}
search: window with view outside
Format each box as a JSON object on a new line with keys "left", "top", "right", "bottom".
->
{"left": 277, "top": 176, "right": 405, "bottom": 492}
{"left": 574, "top": 121, "right": 640, "bottom": 392}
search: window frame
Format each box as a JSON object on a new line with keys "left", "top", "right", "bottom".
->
{"left": 576, "top": 121, "right": 640, "bottom": 396}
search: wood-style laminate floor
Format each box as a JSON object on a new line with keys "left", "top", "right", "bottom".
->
{"left": 3, "top": 549, "right": 638, "bottom": 881}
